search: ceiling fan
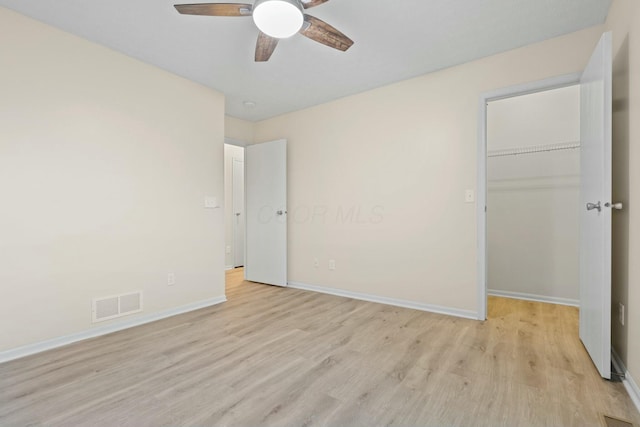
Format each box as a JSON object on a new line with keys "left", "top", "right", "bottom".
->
{"left": 174, "top": 0, "right": 354, "bottom": 62}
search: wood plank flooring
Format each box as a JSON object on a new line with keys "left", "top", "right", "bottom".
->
{"left": 1, "top": 268, "right": 638, "bottom": 426}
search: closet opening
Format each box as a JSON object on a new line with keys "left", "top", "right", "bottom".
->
{"left": 477, "top": 74, "right": 584, "bottom": 321}
{"left": 486, "top": 84, "right": 581, "bottom": 314}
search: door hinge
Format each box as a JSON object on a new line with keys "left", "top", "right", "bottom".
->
{"left": 611, "top": 370, "right": 626, "bottom": 382}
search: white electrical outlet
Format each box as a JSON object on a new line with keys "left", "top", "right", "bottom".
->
{"left": 226, "top": 246, "right": 232, "bottom": 254}
{"left": 619, "top": 302, "right": 625, "bottom": 326}
{"left": 313, "top": 258, "right": 319, "bottom": 268}
{"left": 328, "top": 259, "right": 336, "bottom": 270}
{"left": 167, "top": 272, "right": 176, "bottom": 286}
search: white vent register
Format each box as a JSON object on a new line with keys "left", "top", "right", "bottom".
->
{"left": 92, "top": 291, "right": 143, "bottom": 323}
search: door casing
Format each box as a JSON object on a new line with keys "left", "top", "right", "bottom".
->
{"left": 232, "top": 157, "right": 245, "bottom": 268}
{"left": 476, "top": 73, "right": 581, "bottom": 320}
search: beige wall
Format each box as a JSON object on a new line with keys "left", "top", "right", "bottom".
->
{"left": 606, "top": 0, "right": 640, "bottom": 382}
{"left": 0, "top": 8, "right": 226, "bottom": 352}
{"left": 225, "top": 116, "right": 254, "bottom": 144}
{"left": 254, "top": 26, "right": 603, "bottom": 314}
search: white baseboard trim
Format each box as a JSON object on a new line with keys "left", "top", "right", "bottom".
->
{"left": 225, "top": 265, "right": 234, "bottom": 271}
{"left": 288, "top": 281, "right": 478, "bottom": 320}
{"left": 488, "top": 289, "right": 579, "bottom": 307}
{"left": 612, "top": 349, "right": 640, "bottom": 414}
{"left": 0, "top": 295, "right": 227, "bottom": 364}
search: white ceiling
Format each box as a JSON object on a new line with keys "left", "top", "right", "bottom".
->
{"left": 0, "top": 0, "right": 611, "bottom": 121}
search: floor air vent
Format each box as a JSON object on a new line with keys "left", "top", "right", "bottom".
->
{"left": 604, "top": 415, "right": 634, "bottom": 427}
{"left": 92, "top": 291, "right": 143, "bottom": 323}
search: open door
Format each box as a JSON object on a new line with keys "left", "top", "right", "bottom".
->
{"left": 245, "top": 139, "right": 287, "bottom": 287}
{"left": 579, "top": 32, "right": 612, "bottom": 379}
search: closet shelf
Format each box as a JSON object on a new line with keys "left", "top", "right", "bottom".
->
{"left": 488, "top": 141, "right": 580, "bottom": 158}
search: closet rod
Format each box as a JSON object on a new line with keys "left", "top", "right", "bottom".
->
{"left": 488, "top": 141, "right": 580, "bottom": 158}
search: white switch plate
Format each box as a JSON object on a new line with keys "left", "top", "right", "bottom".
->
{"left": 167, "top": 272, "right": 176, "bottom": 286}
{"left": 465, "top": 190, "right": 475, "bottom": 203}
{"left": 328, "top": 259, "right": 336, "bottom": 270}
{"left": 204, "top": 196, "right": 219, "bottom": 209}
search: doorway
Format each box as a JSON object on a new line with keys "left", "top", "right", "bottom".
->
{"left": 486, "top": 85, "right": 581, "bottom": 308}
{"left": 224, "top": 138, "right": 289, "bottom": 287}
{"left": 477, "top": 32, "right": 613, "bottom": 380}
{"left": 476, "top": 73, "right": 582, "bottom": 320}
{"left": 224, "top": 142, "right": 245, "bottom": 270}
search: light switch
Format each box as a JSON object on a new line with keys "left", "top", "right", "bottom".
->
{"left": 465, "top": 190, "right": 475, "bottom": 203}
{"left": 204, "top": 196, "right": 219, "bottom": 209}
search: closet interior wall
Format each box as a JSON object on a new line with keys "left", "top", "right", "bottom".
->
{"left": 487, "top": 85, "right": 581, "bottom": 305}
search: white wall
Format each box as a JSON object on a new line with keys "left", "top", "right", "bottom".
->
{"left": 605, "top": 0, "right": 640, "bottom": 386}
{"left": 224, "top": 144, "right": 245, "bottom": 269}
{"left": 487, "top": 86, "right": 580, "bottom": 150}
{"left": 0, "top": 7, "right": 226, "bottom": 352}
{"left": 254, "top": 26, "right": 604, "bottom": 315}
{"left": 487, "top": 86, "right": 580, "bottom": 303}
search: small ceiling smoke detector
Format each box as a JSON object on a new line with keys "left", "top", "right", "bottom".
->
{"left": 243, "top": 100, "right": 257, "bottom": 108}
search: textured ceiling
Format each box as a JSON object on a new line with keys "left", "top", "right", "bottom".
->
{"left": 0, "top": 0, "right": 611, "bottom": 121}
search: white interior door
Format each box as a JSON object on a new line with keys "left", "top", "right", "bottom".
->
{"left": 579, "top": 31, "right": 612, "bottom": 379}
{"left": 245, "top": 139, "right": 287, "bottom": 286}
{"left": 232, "top": 158, "right": 245, "bottom": 268}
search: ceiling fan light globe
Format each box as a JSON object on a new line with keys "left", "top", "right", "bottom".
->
{"left": 253, "top": 0, "right": 304, "bottom": 39}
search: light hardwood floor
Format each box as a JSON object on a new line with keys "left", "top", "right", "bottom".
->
{"left": 1, "top": 268, "right": 638, "bottom": 426}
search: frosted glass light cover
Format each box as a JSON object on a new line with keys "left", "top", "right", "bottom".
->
{"left": 253, "top": 0, "right": 304, "bottom": 39}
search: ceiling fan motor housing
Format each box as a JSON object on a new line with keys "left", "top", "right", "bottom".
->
{"left": 252, "top": 0, "right": 305, "bottom": 38}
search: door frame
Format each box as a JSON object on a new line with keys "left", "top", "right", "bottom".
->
{"left": 476, "top": 73, "right": 581, "bottom": 320}
{"left": 232, "top": 157, "right": 245, "bottom": 268}
{"left": 225, "top": 138, "right": 247, "bottom": 270}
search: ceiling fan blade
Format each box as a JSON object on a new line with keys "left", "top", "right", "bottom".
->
{"left": 300, "top": 0, "right": 330, "bottom": 9}
{"left": 174, "top": 3, "right": 252, "bottom": 16}
{"left": 300, "top": 15, "right": 353, "bottom": 52}
{"left": 255, "top": 31, "right": 279, "bottom": 62}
